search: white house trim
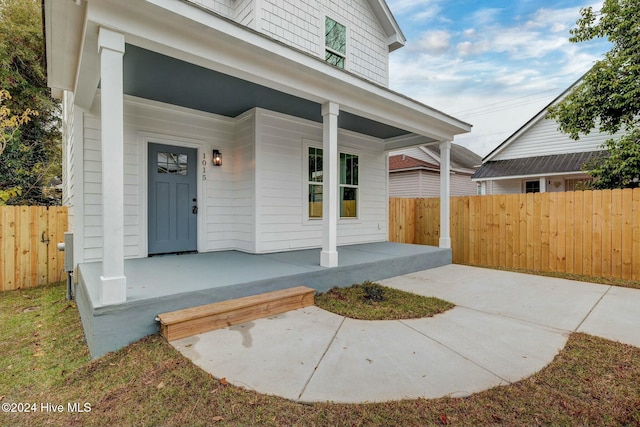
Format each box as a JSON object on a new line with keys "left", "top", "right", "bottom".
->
{"left": 56, "top": 0, "right": 470, "bottom": 143}
{"left": 438, "top": 140, "right": 451, "bottom": 249}
{"left": 72, "top": 107, "right": 85, "bottom": 265}
{"left": 472, "top": 170, "right": 589, "bottom": 182}
{"left": 97, "top": 27, "right": 126, "bottom": 304}
{"left": 138, "top": 132, "right": 208, "bottom": 258}
{"left": 321, "top": 101, "right": 339, "bottom": 268}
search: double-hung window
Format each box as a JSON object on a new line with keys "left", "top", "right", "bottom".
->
{"left": 306, "top": 147, "right": 359, "bottom": 219}
{"left": 308, "top": 147, "right": 323, "bottom": 218}
{"left": 340, "top": 153, "right": 358, "bottom": 218}
{"left": 325, "top": 17, "right": 346, "bottom": 69}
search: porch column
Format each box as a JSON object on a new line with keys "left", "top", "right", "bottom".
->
{"left": 539, "top": 177, "right": 547, "bottom": 193}
{"left": 98, "top": 27, "right": 127, "bottom": 305}
{"left": 439, "top": 140, "right": 452, "bottom": 249}
{"left": 321, "top": 102, "right": 339, "bottom": 267}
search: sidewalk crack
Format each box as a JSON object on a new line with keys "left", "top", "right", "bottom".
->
{"left": 574, "top": 285, "right": 612, "bottom": 333}
{"left": 297, "top": 316, "right": 346, "bottom": 401}
{"left": 398, "top": 320, "right": 511, "bottom": 384}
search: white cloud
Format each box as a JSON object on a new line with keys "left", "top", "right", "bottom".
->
{"left": 471, "top": 8, "right": 504, "bottom": 25}
{"left": 413, "top": 30, "right": 451, "bottom": 55}
{"left": 387, "top": 0, "right": 610, "bottom": 156}
{"left": 457, "top": 40, "right": 491, "bottom": 57}
{"left": 386, "top": 0, "right": 442, "bottom": 19}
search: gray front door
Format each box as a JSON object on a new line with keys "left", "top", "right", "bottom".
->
{"left": 148, "top": 143, "right": 198, "bottom": 255}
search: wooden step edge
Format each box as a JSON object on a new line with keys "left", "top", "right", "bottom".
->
{"left": 158, "top": 286, "right": 314, "bottom": 324}
{"left": 158, "top": 286, "right": 315, "bottom": 341}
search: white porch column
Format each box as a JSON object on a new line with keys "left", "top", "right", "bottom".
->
{"left": 98, "top": 28, "right": 127, "bottom": 304}
{"left": 439, "top": 140, "right": 452, "bottom": 249}
{"left": 539, "top": 177, "right": 547, "bottom": 193}
{"left": 321, "top": 102, "right": 339, "bottom": 267}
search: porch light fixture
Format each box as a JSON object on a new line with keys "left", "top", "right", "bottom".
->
{"left": 212, "top": 149, "right": 222, "bottom": 166}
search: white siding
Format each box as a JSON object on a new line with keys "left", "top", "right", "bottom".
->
{"left": 233, "top": 111, "right": 256, "bottom": 252}
{"left": 389, "top": 170, "right": 420, "bottom": 198}
{"left": 78, "top": 100, "right": 390, "bottom": 262}
{"left": 81, "top": 96, "right": 236, "bottom": 262}
{"left": 186, "top": 0, "right": 389, "bottom": 86}
{"left": 259, "top": 0, "right": 389, "bottom": 85}
{"left": 234, "top": 0, "right": 255, "bottom": 27}
{"left": 62, "top": 92, "right": 75, "bottom": 229}
{"left": 493, "top": 115, "right": 624, "bottom": 161}
{"left": 390, "top": 171, "right": 477, "bottom": 198}
{"left": 255, "top": 109, "right": 387, "bottom": 252}
{"left": 186, "top": 0, "right": 237, "bottom": 19}
{"left": 451, "top": 173, "right": 478, "bottom": 197}
{"left": 490, "top": 179, "right": 524, "bottom": 195}
{"left": 82, "top": 115, "right": 102, "bottom": 262}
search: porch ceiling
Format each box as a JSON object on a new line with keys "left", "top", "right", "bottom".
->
{"left": 123, "top": 45, "right": 411, "bottom": 140}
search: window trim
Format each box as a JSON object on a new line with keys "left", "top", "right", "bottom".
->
{"left": 302, "top": 140, "right": 361, "bottom": 223}
{"left": 324, "top": 15, "right": 347, "bottom": 69}
{"left": 339, "top": 152, "right": 359, "bottom": 220}
{"left": 303, "top": 140, "right": 324, "bottom": 224}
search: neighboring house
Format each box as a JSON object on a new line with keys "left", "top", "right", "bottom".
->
{"left": 473, "top": 78, "right": 624, "bottom": 194}
{"left": 389, "top": 144, "right": 481, "bottom": 197}
{"left": 43, "top": 0, "right": 471, "bottom": 306}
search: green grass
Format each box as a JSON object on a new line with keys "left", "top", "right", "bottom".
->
{"left": 315, "top": 281, "right": 454, "bottom": 320}
{"left": 1, "top": 282, "right": 640, "bottom": 426}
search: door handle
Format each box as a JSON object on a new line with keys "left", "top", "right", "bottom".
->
{"left": 192, "top": 205, "right": 198, "bottom": 214}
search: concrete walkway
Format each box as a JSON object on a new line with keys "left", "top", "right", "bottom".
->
{"left": 171, "top": 265, "right": 640, "bottom": 403}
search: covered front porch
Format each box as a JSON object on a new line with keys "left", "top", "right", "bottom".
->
{"left": 75, "top": 242, "right": 451, "bottom": 357}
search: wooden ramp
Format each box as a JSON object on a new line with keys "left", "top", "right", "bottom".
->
{"left": 157, "top": 286, "right": 315, "bottom": 341}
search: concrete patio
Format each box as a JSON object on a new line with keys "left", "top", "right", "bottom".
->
{"left": 75, "top": 242, "right": 451, "bottom": 357}
{"left": 172, "top": 264, "right": 640, "bottom": 403}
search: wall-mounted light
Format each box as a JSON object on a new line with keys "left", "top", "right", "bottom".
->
{"left": 212, "top": 149, "right": 222, "bottom": 166}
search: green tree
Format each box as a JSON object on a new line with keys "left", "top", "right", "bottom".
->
{"left": 0, "top": 0, "right": 62, "bottom": 205}
{"left": 547, "top": 0, "right": 640, "bottom": 189}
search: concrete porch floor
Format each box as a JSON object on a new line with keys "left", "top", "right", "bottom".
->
{"left": 75, "top": 242, "right": 451, "bottom": 357}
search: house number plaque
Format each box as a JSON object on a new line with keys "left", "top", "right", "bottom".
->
{"left": 202, "top": 153, "right": 207, "bottom": 181}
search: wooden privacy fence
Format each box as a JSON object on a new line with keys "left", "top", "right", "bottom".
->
{"left": 390, "top": 189, "right": 640, "bottom": 281}
{"left": 0, "top": 206, "right": 68, "bottom": 291}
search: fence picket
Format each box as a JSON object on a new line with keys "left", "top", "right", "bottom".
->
{"left": 0, "top": 206, "right": 68, "bottom": 291}
{"left": 389, "top": 189, "right": 639, "bottom": 282}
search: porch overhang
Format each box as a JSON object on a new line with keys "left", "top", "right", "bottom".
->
{"left": 44, "top": 0, "right": 470, "bottom": 147}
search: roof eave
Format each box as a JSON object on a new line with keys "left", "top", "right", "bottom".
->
{"left": 368, "top": 0, "right": 406, "bottom": 51}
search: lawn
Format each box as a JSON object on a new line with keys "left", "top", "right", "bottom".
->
{"left": 315, "top": 281, "right": 454, "bottom": 320}
{"left": 1, "top": 282, "right": 639, "bottom": 426}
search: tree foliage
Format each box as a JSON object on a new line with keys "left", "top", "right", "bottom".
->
{"left": 0, "top": 89, "right": 37, "bottom": 156}
{"left": 547, "top": 0, "right": 640, "bottom": 189}
{"left": 0, "top": 0, "right": 62, "bottom": 205}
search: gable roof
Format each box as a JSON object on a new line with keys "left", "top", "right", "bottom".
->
{"left": 423, "top": 143, "right": 482, "bottom": 171}
{"left": 472, "top": 150, "right": 605, "bottom": 180}
{"left": 367, "top": 0, "right": 406, "bottom": 51}
{"left": 482, "top": 75, "right": 586, "bottom": 163}
{"left": 389, "top": 155, "right": 440, "bottom": 172}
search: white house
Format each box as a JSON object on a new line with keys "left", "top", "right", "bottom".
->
{"left": 44, "top": 0, "right": 470, "bottom": 315}
{"left": 389, "top": 144, "right": 481, "bottom": 198}
{"left": 473, "top": 78, "right": 623, "bottom": 194}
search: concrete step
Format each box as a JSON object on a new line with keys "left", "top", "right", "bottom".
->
{"left": 157, "top": 286, "right": 315, "bottom": 341}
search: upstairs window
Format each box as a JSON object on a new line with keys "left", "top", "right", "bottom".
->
{"left": 325, "top": 17, "right": 346, "bottom": 69}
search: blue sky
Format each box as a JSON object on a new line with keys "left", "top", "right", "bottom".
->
{"left": 386, "top": 0, "right": 609, "bottom": 157}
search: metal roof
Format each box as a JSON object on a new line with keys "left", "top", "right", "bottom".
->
{"left": 472, "top": 151, "right": 606, "bottom": 179}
